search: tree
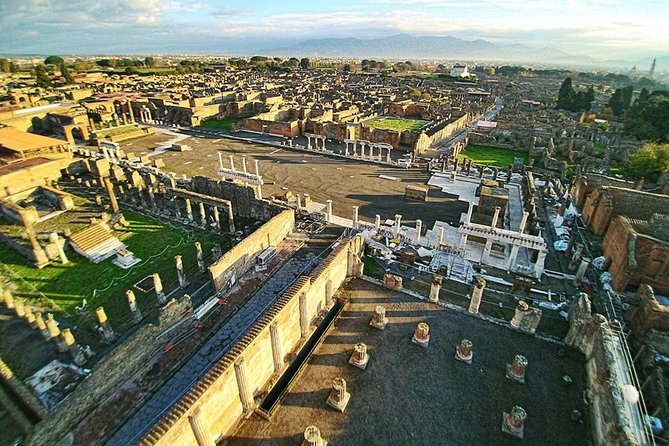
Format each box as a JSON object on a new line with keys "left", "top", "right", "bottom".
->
{"left": 125, "top": 66, "right": 139, "bottom": 75}
{"left": 0, "top": 58, "right": 9, "bottom": 73}
{"left": 408, "top": 88, "right": 421, "bottom": 100}
{"left": 624, "top": 90, "right": 669, "bottom": 142}
{"left": 44, "top": 55, "right": 64, "bottom": 65}
{"left": 342, "top": 64, "right": 351, "bottom": 72}
{"left": 557, "top": 77, "right": 576, "bottom": 110}
{"left": 627, "top": 143, "right": 669, "bottom": 182}
{"left": 9, "top": 62, "right": 18, "bottom": 73}
{"left": 60, "top": 62, "right": 74, "bottom": 84}
{"left": 608, "top": 85, "right": 633, "bottom": 116}
{"left": 421, "top": 92, "right": 433, "bottom": 101}
{"left": 145, "top": 56, "right": 156, "bottom": 68}
{"left": 34, "top": 64, "right": 52, "bottom": 88}
{"left": 300, "top": 58, "right": 310, "bottom": 69}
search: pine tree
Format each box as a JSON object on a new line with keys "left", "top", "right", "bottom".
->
{"left": 60, "top": 62, "right": 74, "bottom": 84}
{"left": 557, "top": 78, "right": 576, "bottom": 110}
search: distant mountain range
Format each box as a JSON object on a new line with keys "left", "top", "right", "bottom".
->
{"left": 261, "top": 34, "right": 663, "bottom": 70}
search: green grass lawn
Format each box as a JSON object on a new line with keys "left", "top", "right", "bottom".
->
{"left": 0, "top": 210, "right": 223, "bottom": 323}
{"left": 199, "top": 116, "right": 244, "bottom": 131}
{"left": 459, "top": 145, "right": 529, "bottom": 168}
{"left": 365, "top": 116, "right": 429, "bottom": 133}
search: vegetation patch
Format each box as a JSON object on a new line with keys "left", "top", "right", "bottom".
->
{"left": 459, "top": 144, "right": 529, "bottom": 167}
{"left": 365, "top": 116, "right": 429, "bottom": 133}
{"left": 199, "top": 116, "right": 244, "bottom": 131}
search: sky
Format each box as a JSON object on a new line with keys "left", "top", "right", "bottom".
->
{"left": 0, "top": 0, "right": 667, "bottom": 60}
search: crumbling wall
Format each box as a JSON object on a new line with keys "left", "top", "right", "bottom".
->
{"left": 139, "top": 237, "right": 361, "bottom": 446}
{"left": 208, "top": 210, "right": 295, "bottom": 291}
{"left": 28, "top": 296, "right": 193, "bottom": 446}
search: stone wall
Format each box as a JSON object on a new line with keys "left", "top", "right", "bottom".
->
{"left": 28, "top": 296, "right": 194, "bottom": 446}
{"left": 0, "top": 156, "right": 74, "bottom": 198}
{"left": 189, "top": 176, "right": 284, "bottom": 221}
{"left": 208, "top": 210, "right": 295, "bottom": 292}
{"left": 139, "top": 236, "right": 365, "bottom": 446}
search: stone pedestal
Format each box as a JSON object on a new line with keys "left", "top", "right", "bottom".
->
{"left": 429, "top": 275, "right": 442, "bottom": 303}
{"left": 369, "top": 306, "right": 388, "bottom": 330}
{"left": 302, "top": 426, "right": 327, "bottom": 446}
{"left": 506, "top": 355, "right": 528, "bottom": 383}
{"left": 412, "top": 322, "right": 430, "bottom": 348}
{"left": 502, "top": 405, "right": 527, "bottom": 439}
{"left": 326, "top": 378, "right": 350, "bottom": 412}
{"left": 349, "top": 343, "right": 369, "bottom": 370}
{"left": 455, "top": 339, "right": 473, "bottom": 364}
{"left": 510, "top": 301, "right": 542, "bottom": 335}
{"left": 382, "top": 274, "right": 402, "bottom": 291}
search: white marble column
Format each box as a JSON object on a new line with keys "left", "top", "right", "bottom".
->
{"left": 414, "top": 219, "right": 422, "bottom": 244}
{"left": 325, "top": 200, "right": 333, "bottom": 223}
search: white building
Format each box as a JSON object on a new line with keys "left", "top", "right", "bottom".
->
{"left": 450, "top": 65, "right": 469, "bottom": 78}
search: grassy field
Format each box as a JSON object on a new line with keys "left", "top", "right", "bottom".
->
{"left": 365, "top": 116, "right": 429, "bottom": 133}
{"left": 199, "top": 116, "right": 244, "bottom": 131}
{"left": 0, "top": 210, "right": 222, "bottom": 322}
{"left": 459, "top": 145, "right": 529, "bottom": 168}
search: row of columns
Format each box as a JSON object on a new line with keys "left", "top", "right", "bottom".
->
{"left": 343, "top": 140, "right": 392, "bottom": 163}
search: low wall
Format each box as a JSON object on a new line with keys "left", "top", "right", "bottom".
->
{"left": 139, "top": 236, "right": 364, "bottom": 445}
{"left": 208, "top": 209, "right": 295, "bottom": 292}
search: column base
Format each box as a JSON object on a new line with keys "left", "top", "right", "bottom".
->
{"left": 502, "top": 412, "right": 524, "bottom": 439}
{"left": 455, "top": 350, "right": 473, "bottom": 364}
{"left": 369, "top": 317, "right": 388, "bottom": 330}
{"left": 412, "top": 334, "right": 430, "bottom": 348}
{"left": 349, "top": 354, "right": 369, "bottom": 370}
{"left": 506, "top": 365, "right": 526, "bottom": 384}
{"left": 326, "top": 392, "right": 350, "bottom": 413}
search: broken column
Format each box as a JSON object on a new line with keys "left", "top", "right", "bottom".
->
{"left": 412, "top": 322, "right": 430, "bottom": 348}
{"left": 455, "top": 339, "right": 473, "bottom": 364}
{"left": 62, "top": 328, "right": 87, "bottom": 366}
{"left": 46, "top": 313, "right": 65, "bottom": 349}
{"left": 468, "top": 276, "right": 486, "bottom": 315}
{"left": 270, "top": 322, "right": 283, "bottom": 373}
{"left": 2, "top": 289, "right": 14, "bottom": 309}
{"left": 195, "top": 242, "right": 205, "bottom": 273}
{"left": 369, "top": 305, "right": 388, "bottom": 330}
{"left": 49, "top": 232, "right": 68, "bottom": 264}
{"left": 188, "top": 407, "right": 215, "bottom": 446}
{"left": 302, "top": 426, "right": 327, "bottom": 446}
{"left": 574, "top": 258, "right": 589, "bottom": 285}
{"left": 394, "top": 214, "right": 402, "bottom": 237}
{"left": 352, "top": 206, "right": 359, "bottom": 229}
{"left": 506, "top": 355, "right": 528, "bottom": 383}
{"left": 104, "top": 178, "right": 119, "bottom": 213}
{"left": 438, "top": 226, "right": 445, "bottom": 246}
{"left": 325, "top": 200, "right": 333, "bottom": 223}
{"left": 126, "top": 290, "right": 142, "bottom": 323}
{"left": 326, "top": 377, "right": 350, "bottom": 412}
{"left": 429, "top": 275, "right": 442, "bottom": 303}
{"left": 414, "top": 219, "right": 422, "bottom": 244}
{"left": 502, "top": 405, "right": 527, "bottom": 439}
{"left": 184, "top": 198, "right": 194, "bottom": 222}
{"left": 14, "top": 298, "right": 25, "bottom": 318}
{"left": 24, "top": 305, "right": 36, "bottom": 327}
{"left": 349, "top": 342, "right": 369, "bottom": 370}
{"left": 374, "top": 214, "right": 381, "bottom": 230}
{"left": 153, "top": 272, "right": 166, "bottom": 304}
{"left": 96, "top": 306, "right": 115, "bottom": 343}
{"left": 198, "top": 202, "right": 207, "bottom": 227}
{"left": 34, "top": 312, "right": 50, "bottom": 339}
{"left": 175, "top": 255, "right": 189, "bottom": 287}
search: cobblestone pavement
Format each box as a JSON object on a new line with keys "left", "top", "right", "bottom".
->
{"left": 105, "top": 229, "right": 342, "bottom": 446}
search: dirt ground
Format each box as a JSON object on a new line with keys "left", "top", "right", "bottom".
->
{"left": 120, "top": 134, "right": 467, "bottom": 229}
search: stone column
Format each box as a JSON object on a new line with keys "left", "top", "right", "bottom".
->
{"left": 502, "top": 405, "right": 527, "bottom": 439}
{"left": 326, "top": 378, "right": 350, "bottom": 412}
{"left": 229, "top": 155, "right": 236, "bottom": 173}
{"left": 270, "top": 322, "right": 283, "bottom": 373}
{"left": 466, "top": 202, "right": 473, "bottom": 224}
{"left": 506, "top": 355, "right": 528, "bottom": 383}
{"left": 46, "top": 314, "right": 65, "bottom": 348}
{"left": 481, "top": 239, "right": 493, "bottom": 263}
{"left": 185, "top": 198, "right": 194, "bottom": 222}
{"left": 369, "top": 306, "right": 388, "bottom": 330}
{"left": 535, "top": 251, "right": 547, "bottom": 280}
{"left": 325, "top": 200, "right": 333, "bottom": 223}
{"left": 195, "top": 242, "right": 205, "bottom": 273}
{"left": 24, "top": 306, "right": 36, "bottom": 326}
{"left": 198, "top": 202, "right": 207, "bottom": 227}
{"left": 234, "top": 357, "right": 255, "bottom": 412}
{"left": 414, "top": 219, "right": 422, "bottom": 244}
{"left": 241, "top": 156, "right": 248, "bottom": 174}
{"left": 173, "top": 196, "right": 182, "bottom": 219}
{"left": 469, "top": 276, "right": 486, "bottom": 314}
{"left": 394, "top": 214, "right": 402, "bottom": 237}
{"left": 518, "top": 212, "right": 529, "bottom": 233}
{"left": 2, "top": 289, "right": 14, "bottom": 309}
{"left": 176, "top": 255, "right": 189, "bottom": 287}
{"left": 212, "top": 206, "right": 221, "bottom": 231}
{"left": 62, "top": 328, "right": 86, "bottom": 366}
{"left": 127, "top": 290, "right": 142, "bottom": 323}
{"left": 507, "top": 244, "right": 520, "bottom": 272}
{"left": 227, "top": 205, "right": 235, "bottom": 233}
{"left": 302, "top": 426, "right": 327, "bottom": 446}
{"left": 49, "top": 232, "right": 68, "bottom": 264}
{"left": 374, "top": 214, "right": 381, "bottom": 230}
{"left": 96, "top": 306, "right": 114, "bottom": 342}
{"left": 188, "top": 407, "right": 215, "bottom": 446}
{"left": 147, "top": 187, "right": 157, "bottom": 212}
{"left": 349, "top": 342, "right": 369, "bottom": 370}
{"left": 35, "top": 312, "right": 50, "bottom": 339}
{"left": 153, "top": 273, "right": 166, "bottom": 304}
{"left": 429, "top": 275, "right": 442, "bottom": 303}
{"left": 104, "top": 178, "right": 119, "bottom": 213}
{"left": 296, "top": 194, "right": 302, "bottom": 210}
{"left": 299, "top": 292, "right": 309, "bottom": 338}
{"left": 352, "top": 206, "right": 359, "bottom": 229}
{"left": 574, "top": 258, "right": 588, "bottom": 285}
{"left": 412, "top": 322, "right": 430, "bottom": 348}
{"left": 491, "top": 206, "right": 500, "bottom": 229}
{"left": 455, "top": 339, "right": 473, "bottom": 364}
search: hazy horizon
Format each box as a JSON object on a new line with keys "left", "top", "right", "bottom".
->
{"left": 1, "top": 0, "right": 667, "bottom": 62}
